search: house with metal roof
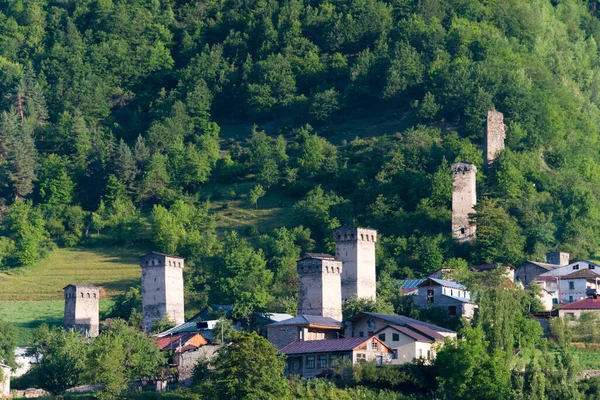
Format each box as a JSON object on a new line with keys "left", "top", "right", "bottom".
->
{"left": 558, "top": 294, "right": 600, "bottom": 318}
{"left": 372, "top": 323, "right": 447, "bottom": 365}
{"left": 414, "top": 278, "right": 476, "bottom": 318}
{"left": 344, "top": 312, "right": 456, "bottom": 341}
{"left": 279, "top": 336, "right": 393, "bottom": 378}
{"left": 266, "top": 315, "right": 345, "bottom": 349}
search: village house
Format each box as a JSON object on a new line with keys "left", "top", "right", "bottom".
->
{"left": 558, "top": 294, "right": 600, "bottom": 318}
{"left": 267, "top": 315, "right": 345, "bottom": 349}
{"left": 557, "top": 269, "right": 600, "bottom": 304}
{"left": 515, "top": 251, "right": 570, "bottom": 285}
{"left": 279, "top": 336, "right": 393, "bottom": 378}
{"left": 414, "top": 278, "right": 476, "bottom": 318}
{"left": 469, "top": 263, "right": 515, "bottom": 282}
{"left": 0, "top": 364, "right": 10, "bottom": 399}
{"left": 345, "top": 312, "right": 456, "bottom": 339}
{"left": 373, "top": 323, "right": 446, "bottom": 364}
{"left": 539, "top": 260, "right": 600, "bottom": 279}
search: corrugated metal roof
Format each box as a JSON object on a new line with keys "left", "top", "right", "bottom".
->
{"left": 347, "top": 312, "right": 456, "bottom": 334}
{"left": 441, "top": 294, "right": 474, "bottom": 304}
{"left": 405, "top": 323, "right": 446, "bottom": 341}
{"left": 560, "top": 296, "right": 600, "bottom": 310}
{"left": 522, "top": 261, "right": 560, "bottom": 271}
{"left": 264, "top": 312, "right": 294, "bottom": 322}
{"left": 398, "top": 279, "right": 426, "bottom": 289}
{"left": 279, "top": 337, "right": 388, "bottom": 355}
{"left": 298, "top": 253, "right": 336, "bottom": 261}
{"left": 267, "top": 315, "right": 344, "bottom": 328}
{"left": 156, "top": 332, "right": 203, "bottom": 351}
{"left": 418, "top": 278, "right": 467, "bottom": 290}
{"left": 383, "top": 325, "right": 434, "bottom": 343}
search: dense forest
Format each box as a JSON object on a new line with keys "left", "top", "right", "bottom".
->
{"left": 3, "top": 0, "right": 600, "bottom": 317}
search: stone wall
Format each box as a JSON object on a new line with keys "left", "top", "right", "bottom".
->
{"left": 484, "top": 110, "right": 506, "bottom": 165}
{"left": 334, "top": 227, "right": 377, "bottom": 301}
{"left": 546, "top": 251, "right": 570, "bottom": 266}
{"left": 175, "top": 345, "right": 219, "bottom": 386}
{"left": 451, "top": 162, "right": 477, "bottom": 242}
{"left": 268, "top": 325, "right": 300, "bottom": 349}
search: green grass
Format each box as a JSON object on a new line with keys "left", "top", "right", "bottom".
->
{"left": 575, "top": 350, "right": 600, "bottom": 370}
{"left": 0, "top": 299, "right": 115, "bottom": 346}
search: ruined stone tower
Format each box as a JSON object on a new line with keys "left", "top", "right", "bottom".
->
{"left": 297, "top": 254, "right": 343, "bottom": 321}
{"left": 141, "top": 252, "right": 185, "bottom": 332}
{"left": 484, "top": 110, "right": 506, "bottom": 165}
{"left": 452, "top": 162, "right": 477, "bottom": 242}
{"left": 64, "top": 284, "right": 100, "bottom": 337}
{"left": 334, "top": 226, "right": 377, "bottom": 302}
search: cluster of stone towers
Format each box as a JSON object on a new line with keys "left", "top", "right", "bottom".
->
{"left": 297, "top": 226, "right": 377, "bottom": 321}
{"left": 451, "top": 110, "right": 506, "bottom": 241}
{"left": 64, "top": 252, "right": 186, "bottom": 336}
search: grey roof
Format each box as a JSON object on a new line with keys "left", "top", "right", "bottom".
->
{"left": 522, "top": 261, "right": 560, "bottom": 271}
{"left": 143, "top": 251, "right": 184, "bottom": 259}
{"left": 418, "top": 278, "right": 467, "bottom": 290}
{"left": 63, "top": 284, "right": 100, "bottom": 290}
{"left": 263, "top": 312, "right": 294, "bottom": 322}
{"left": 562, "top": 269, "right": 600, "bottom": 279}
{"left": 298, "top": 253, "right": 336, "bottom": 261}
{"left": 157, "top": 321, "right": 217, "bottom": 341}
{"left": 347, "top": 312, "right": 456, "bottom": 334}
{"left": 380, "top": 325, "right": 434, "bottom": 343}
{"left": 267, "top": 315, "right": 344, "bottom": 328}
{"left": 280, "top": 337, "right": 388, "bottom": 355}
{"left": 398, "top": 279, "right": 426, "bottom": 290}
{"left": 442, "top": 294, "right": 475, "bottom": 304}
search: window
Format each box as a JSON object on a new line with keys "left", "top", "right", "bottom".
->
{"left": 569, "top": 281, "right": 575, "bottom": 290}
{"left": 427, "top": 289, "right": 434, "bottom": 304}
{"left": 392, "top": 333, "right": 399, "bottom": 342}
{"left": 427, "top": 350, "right": 431, "bottom": 360}
{"left": 306, "top": 356, "right": 315, "bottom": 369}
{"left": 448, "top": 306, "right": 457, "bottom": 316}
{"left": 567, "top": 312, "right": 575, "bottom": 318}
{"left": 569, "top": 295, "right": 573, "bottom": 302}
{"left": 330, "top": 354, "right": 339, "bottom": 362}
{"left": 378, "top": 333, "right": 386, "bottom": 342}
{"left": 318, "top": 355, "right": 327, "bottom": 368}
{"left": 419, "top": 349, "right": 423, "bottom": 358}
{"left": 359, "top": 331, "right": 364, "bottom": 337}
{"left": 451, "top": 289, "right": 454, "bottom": 296}
{"left": 460, "top": 228, "right": 465, "bottom": 235}
{"left": 591, "top": 265, "right": 596, "bottom": 270}
{"left": 573, "top": 264, "right": 580, "bottom": 270}
{"left": 371, "top": 341, "right": 378, "bottom": 350}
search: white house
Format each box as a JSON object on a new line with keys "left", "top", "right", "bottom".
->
{"left": 373, "top": 324, "right": 447, "bottom": 364}
{"left": 415, "top": 278, "right": 476, "bottom": 318}
{"left": 538, "top": 260, "right": 600, "bottom": 278}
{"left": 557, "top": 269, "right": 599, "bottom": 304}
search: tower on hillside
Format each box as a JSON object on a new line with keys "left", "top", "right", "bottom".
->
{"left": 484, "top": 110, "right": 506, "bottom": 165}
{"left": 141, "top": 252, "right": 185, "bottom": 332}
{"left": 297, "top": 254, "right": 343, "bottom": 321}
{"left": 546, "top": 251, "right": 570, "bottom": 266}
{"left": 64, "top": 284, "right": 100, "bottom": 338}
{"left": 334, "top": 226, "right": 377, "bottom": 302}
{"left": 452, "top": 162, "right": 477, "bottom": 242}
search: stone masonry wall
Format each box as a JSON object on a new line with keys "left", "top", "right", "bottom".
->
{"left": 297, "top": 257, "right": 343, "bottom": 320}
{"left": 451, "top": 162, "right": 477, "bottom": 242}
{"left": 64, "top": 285, "right": 99, "bottom": 337}
{"left": 484, "top": 110, "right": 506, "bottom": 165}
{"left": 334, "top": 227, "right": 377, "bottom": 301}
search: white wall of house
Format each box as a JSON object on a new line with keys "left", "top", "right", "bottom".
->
{"left": 541, "top": 261, "right": 600, "bottom": 277}
{"left": 559, "top": 279, "right": 597, "bottom": 303}
{"left": 375, "top": 326, "right": 438, "bottom": 365}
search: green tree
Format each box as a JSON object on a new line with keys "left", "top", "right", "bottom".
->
{"left": 0, "top": 110, "right": 37, "bottom": 199}
{"left": 249, "top": 184, "right": 266, "bottom": 209}
{"left": 342, "top": 295, "right": 394, "bottom": 320}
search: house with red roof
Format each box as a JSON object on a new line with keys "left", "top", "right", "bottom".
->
{"left": 558, "top": 269, "right": 600, "bottom": 304}
{"left": 279, "top": 336, "right": 393, "bottom": 378}
{"left": 559, "top": 295, "right": 600, "bottom": 318}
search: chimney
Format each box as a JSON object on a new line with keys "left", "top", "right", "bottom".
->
{"left": 546, "top": 251, "right": 570, "bottom": 266}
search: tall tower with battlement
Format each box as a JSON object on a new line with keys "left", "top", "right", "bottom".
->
{"left": 141, "top": 252, "right": 185, "bottom": 332}
{"left": 334, "top": 226, "right": 377, "bottom": 302}
{"left": 484, "top": 110, "right": 506, "bottom": 165}
{"left": 297, "top": 254, "right": 343, "bottom": 321}
{"left": 64, "top": 284, "right": 100, "bottom": 337}
{"left": 452, "top": 162, "right": 477, "bottom": 241}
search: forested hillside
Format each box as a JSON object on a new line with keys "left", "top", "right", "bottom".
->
{"left": 3, "top": 0, "right": 600, "bottom": 317}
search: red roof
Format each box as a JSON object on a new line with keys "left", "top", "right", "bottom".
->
{"left": 562, "top": 269, "right": 600, "bottom": 280}
{"left": 156, "top": 332, "right": 200, "bottom": 351}
{"left": 560, "top": 296, "right": 600, "bottom": 310}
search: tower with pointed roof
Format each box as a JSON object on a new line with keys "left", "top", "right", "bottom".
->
{"left": 141, "top": 252, "right": 185, "bottom": 332}
{"left": 297, "top": 254, "right": 343, "bottom": 321}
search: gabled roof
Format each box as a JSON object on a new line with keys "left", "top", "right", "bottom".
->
{"left": 522, "top": 261, "right": 560, "bottom": 271}
{"left": 156, "top": 332, "right": 205, "bottom": 351}
{"left": 346, "top": 312, "right": 456, "bottom": 334}
{"left": 470, "top": 263, "right": 515, "bottom": 271}
{"left": 417, "top": 278, "right": 467, "bottom": 290}
{"left": 279, "top": 337, "right": 392, "bottom": 355}
{"left": 398, "top": 279, "right": 426, "bottom": 290}
{"left": 560, "top": 296, "right": 600, "bottom": 310}
{"left": 298, "top": 253, "right": 336, "bottom": 261}
{"left": 562, "top": 269, "right": 600, "bottom": 280}
{"left": 375, "top": 324, "right": 433, "bottom": 343}
{"left": 267, "top": 315, "right": 344, "bottom": 328}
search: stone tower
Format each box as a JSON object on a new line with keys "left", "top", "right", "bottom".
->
{"left": 546, "top": 251, "right": 570, "bottom": 266}
{"left": 484, "top": 110, "right": 506, "bottom": 165}
{"left": 141, "top": 252, "right": 185, "bottom": 332}
{"left": 452, "top": 162, "right": 477, "bottom": 242}
{"left": 334, "top": 226, "right": 377, "bottom": 302}
{"left": 297, "top": 254, "right": 343, "bottom": 321}
{"left": 64, "top": 284, "right": 100, "bottom": 338}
